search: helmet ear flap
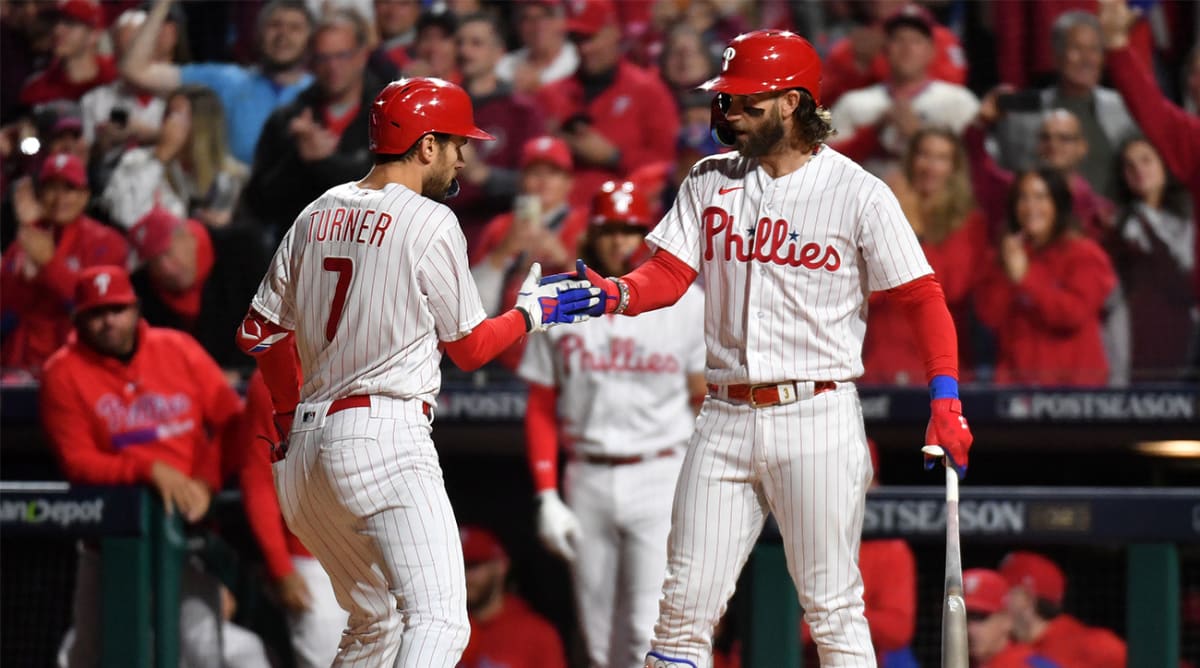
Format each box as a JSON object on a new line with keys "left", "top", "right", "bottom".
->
{"left": 710, "top": 97, "right": 736, "bottom": 147}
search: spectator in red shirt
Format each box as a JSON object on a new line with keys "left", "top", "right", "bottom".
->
{"left": 863, "top": 128, "right": 987, "bottom": 385}
{"left": 127, "top": 207, "right": 215, "bottom": 331}
{"left": 41, "top": 265, "right": 259, "bottom": 668}
{"left": 496, "top": 0, "right": 579, "bottom": 95}
{"left": 820, "top": 0, "right": 966, "bottom": 108}
{"left": 451, "top": 12, "right": 546, "bottom": 239}
{"left": 962, "top": 568, "right": 1043, "bottom": 668}
{"left": 656, "top": 23, "right": 718, "bottom": 104}
{"left": 1, "top": 153, "right": 129, "bottom": 376}
{"left": 538, "top": 0, "right": 679, "bottom": 207}
{"left": 1000, "top": 551, "right": 1127, "bottom": 668}
{"left": 19, "top": 0, "right": 116, "bottom": 107}
{"left": 975, "top": 169, "right": 1117, "bottom": 386}
{"left": 457, "top": 525, "right": 568, "bottom": 668}
{"left": 237, "top": 370, "right": 345, "bottom": 668}
{"left": 966, "top": 94, "right": 1114, "bottom": 240}
{"left": 403, "top": 9, "right": 460, "bottom": 82}
{"left": 373, "top": 0, "right": 420, "bottom": 70}
{"left": 470, "top": 136, "right": 587, "bottom": 368}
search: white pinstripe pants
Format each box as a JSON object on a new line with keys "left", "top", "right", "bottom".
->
{"left": 648, "top": 384, "right": 876, "bottom": 668}
{"left": 273, "top": 397, "right": 469, "bottom": 668}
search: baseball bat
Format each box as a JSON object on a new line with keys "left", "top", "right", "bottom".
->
{"left": 941, "top": 464, "right": 969, "bottom": 668}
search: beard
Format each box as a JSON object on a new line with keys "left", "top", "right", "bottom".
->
{"left": 421, "top": 170, "right": 458, "bottom": 201}
{"left": 735, "top": 111, "right": 786, "bottom": 158}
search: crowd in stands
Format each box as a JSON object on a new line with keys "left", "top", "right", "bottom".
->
{"left": 1, "top": 0, "right": 1197, "bottom": 665}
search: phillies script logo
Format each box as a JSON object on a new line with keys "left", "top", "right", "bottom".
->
{"left": 95, "top": 392, "right": 192, "bottom": 434}
{"left": 558, "top": 335, "right": 681, "bottom": 375}
{"left": 703, "top": 206, "right": 841, "bottom": 270}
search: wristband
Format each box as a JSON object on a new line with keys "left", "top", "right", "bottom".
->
{"left": 930, "top": 374, "right": 959, "bottom": 400}
{"left": 610, "top": 277, "right": 630, "bottom": 314}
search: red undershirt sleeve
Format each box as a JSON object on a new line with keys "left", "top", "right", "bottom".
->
{"left": 620, "top": 250, "right": 698, "bottom": 316}
{"left": 524, "top": 382, "right": 560, "bottom": 493}
{"left": 442, "top": 309, "right": 527, "bottom": 371}
{"left": 884, "top": 274, "right": 959, "bottom": 382}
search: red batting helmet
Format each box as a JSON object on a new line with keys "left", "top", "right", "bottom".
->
{"left": 591, "top": 181, "right": 651, "bottom": 229}
{"left": 699, "top": 30, "right": 822, "bottom": 105}
{"left": 369, "top": 78, "right": 495, "bottom": 155}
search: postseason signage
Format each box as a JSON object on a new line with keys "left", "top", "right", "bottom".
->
{"left": 860, "top": 487, "right": 1200, "bottom": 544}
{"left": 0, "top": 484, "right": 146, "bottom": 537}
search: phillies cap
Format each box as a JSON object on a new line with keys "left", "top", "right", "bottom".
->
{"left": 564, "top": 0, "right": 615, "bottom": 36}
{"left": 999, "top": 551, "right": 1065, "bottom": 606}
{"left": 74, "top": 265, "right": 137, "bottom": 314}
{"left": 883, "top": 3, "right": 936, "bottom": 37}
{"left": 963, "top": 568, "right": 1010, "bottom": 615}
{"left": 129, "top": 207, "right": 183, "bottom": 260}
{"left": 520, "top": 135, "right": 573, "bottom": 171}
{"left": 52, "top": 0, "right": 104, "bottom": 28}
{"left": 39, "top": 153, "right": 88, "bottom": 189}
{"left": 460, "top": 526, "right": 507, "bottom": 565}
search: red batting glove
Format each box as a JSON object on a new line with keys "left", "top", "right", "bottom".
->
{"left": 922, "top": 399, "right": 973, "bottom": 479}
{"left": 269, "top": 411, "right": 295, "bottom": 464}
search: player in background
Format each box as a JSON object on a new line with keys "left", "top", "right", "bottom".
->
{"left": 548, "top": 30, "right": 974, "bottom": 668}
{"left": 962, "top": 568, "right": 1049, "bottom": 668}
{"left": 235, "top": 77, "right": 594, "bottom": 667}
{"left": 518, "top": 180, "right": 706, "bottom": 668}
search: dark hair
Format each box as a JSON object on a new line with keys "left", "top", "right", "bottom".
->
{"left": 1034, "top": 598, "right": 1062, "bottom": 621}
{"left": 258, "top": 0, "right": 314, "bottom": 33}
{"left": 416, "top": 8, "right": 458, "bottom": 37}
{"left": 457, "top": 12, "right": 505, "bottom": 48}
{"left": 1112, "top": 136, "right": 1192, "bottom": 219}
{"left": 374, "top": 132, "right": 453, "bottom": 164}
{"left": 1006, "top": 168, "right": 1077, "bottom": 242}
{"left": 792, "top": 88, "right": 836, "bottom": 148}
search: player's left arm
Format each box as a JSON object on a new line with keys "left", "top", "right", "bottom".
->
{"left": 861, "top": 182, "right": 973, "bottom": 477}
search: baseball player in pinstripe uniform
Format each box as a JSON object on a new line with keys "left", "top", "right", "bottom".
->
{"left": 549, "top": 30, "right": 975, "bottom": 668}
{"left": 236, "top": 77, "right": 594, "bottom": 667}
{"left": 519, "top": 181, "right": 707, "bottom": 668}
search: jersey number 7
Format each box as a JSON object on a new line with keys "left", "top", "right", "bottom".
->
{"left": 323, "top": 256, "right": 354, "bottom": 342}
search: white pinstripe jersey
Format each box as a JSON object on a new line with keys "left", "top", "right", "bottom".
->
{"left": 646, "top": 147, "right": 932, "bottom": 384}
{"left": 252, "top": 182, "right": 486, "bottom": 405}
{"left": 517, "top": 286, "right": 705, "bottom": 457}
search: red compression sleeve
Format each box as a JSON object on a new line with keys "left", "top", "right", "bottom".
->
{"left": 442, "top": 310, "right": 527, "bottom": 371}
{"left": 237, "top": 309, "right": 301, "bottom": 414}
{"left": 620, "top": 250, "right": 698, "bottom": 316}
{"left": 885, "top": 274, "right": 958, "bottom": 382}
{"left": 525, "top": 382, "right": 560, "bottom": 492}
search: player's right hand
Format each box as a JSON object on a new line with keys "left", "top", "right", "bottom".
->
{"left": 515, "top": 262, "right": 598, "bottom": 332}
{"left": 536, "top": 490, "right": 581, "bottom": 563}
{"left": 276, "top": 572, "right": 314, "bottom": 612}
{"left": 923, "top": 398, "right": 973, "bottom": 479}
{"left": 543, "top": 259, "right": 619, "bottom": 317}
{"left": 149, "top": 461, "right": 209, "bottom": 522}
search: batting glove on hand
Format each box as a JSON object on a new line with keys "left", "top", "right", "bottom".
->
{"left": 536, "top": 490, "right": 581, "bottom": 563}
{"left": 515, "top": 262, "right": 599, "bottom": 333}
{"left": 922, "top": 398, "right": 973, "bottom": 479}
{"left": 542, "top": 259, "right": 620, "bottom": 317}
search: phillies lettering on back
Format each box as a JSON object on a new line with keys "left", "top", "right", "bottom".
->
{"left": 648, "top": 148, "right": 930, "bottom": 385}
{"left": 253, "top": 182, "right": 485, "bottom": 406}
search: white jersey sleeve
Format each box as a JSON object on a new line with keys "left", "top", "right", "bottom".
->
{"left": 645, "top": 162, "right": 709, "bottom": 271}
{"left": 251, "top": 225, "right": 298, "bottom": 330}
{"left": 516, "top": 331, "right": 556, "bottom": 387}
{"left": 858, "top": 181, "right": 933, "bottom": 292}
{"left": 416, "top": 220, "right": 488, "bottom": 342}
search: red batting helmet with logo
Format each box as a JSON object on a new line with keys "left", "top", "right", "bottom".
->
{"left": 369, "top": 77, "right": 495, "bottom": 155}
{"left": 699, "top": 29, "right": 822, "bottom": 105}
{"left": 591, "top": 181, "right": 652, "bottom": 229}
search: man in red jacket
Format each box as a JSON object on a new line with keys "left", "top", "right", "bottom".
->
{"left": 1, "top": 153, "right": 128, "bottom": 375}
{"left": 457, "top": 526, "right": 568, "bottom": 668}
{"left": 537, "top": 0, "right": 679, "bottom": 206}
{"left": 19, "top": 0, "right": 116, "bottom": 106}
{"left": 963, "top": 568, "right": 1046, "bottom": 668}
{"left": 41, "top": 265, "right": 262, "bottom": 668}
{"left": 1000, "top": 551, "right": 1126, "bottom": 668}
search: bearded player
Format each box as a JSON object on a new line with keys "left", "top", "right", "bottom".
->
{"left": 236, "top": 77, "right": 593, "bottom": 667}
{"left": 519, "top": 181, "right": 706, "bottom": 667}
{"left": 549, "top": 31, "right": 974, "bottom": 667}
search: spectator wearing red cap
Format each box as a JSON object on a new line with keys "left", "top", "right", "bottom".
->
{"left": 1, "top": 154, "right": 129, "bottom": 375}
{"left": 496, "top": 0, "right": 579, "bottom": 95}
{"left": 537, "top": 0, "right": 680, "bottom": 207}
{"left": 128, "top": 207, "right": 214, "bottom": 330}
{"left": 19, "top": 0, "right": 116, "bottom": 107}
{"left": 41, "top": 265, "right": 257, "bottom": 668}
{"left": 962, "top": 568, "right": 1043, "bottom": 668}
{"left": 470, "top": 136, "right": 589, "bottom": 367}
{"left": 1000, "top": 551, "right": 1127, "bottom": 668}
{"left": 830, "top": 3, "right": 978, "bottom": 177}
{"left": 820, "top": 0, "right": 967, "bottom": 109}
{"left": 450, "top": 13, "right": 546, "bottom": 240}
{"left": 457, "top": 526, "right": 567, "bottom": 668}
